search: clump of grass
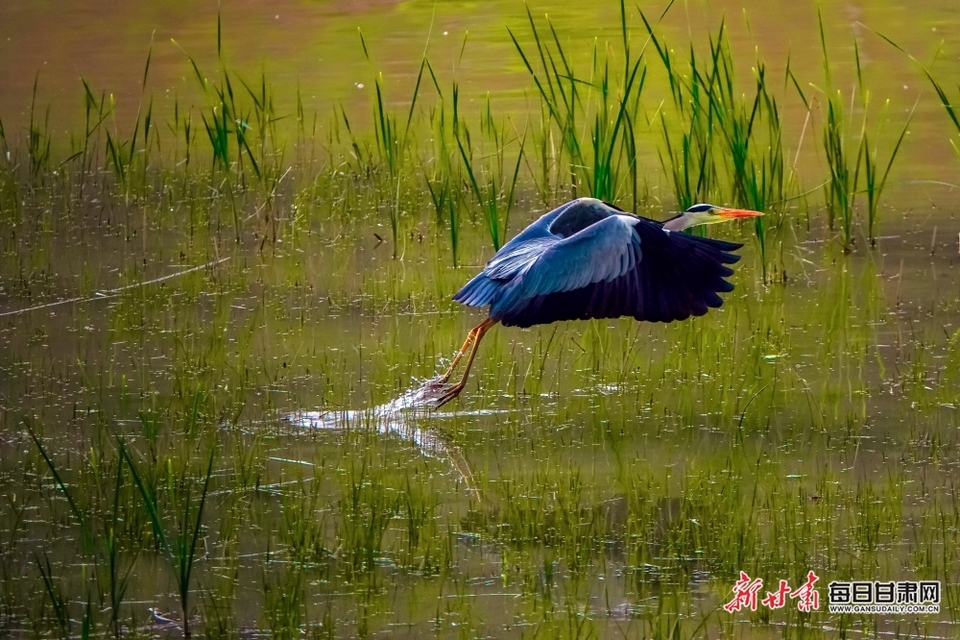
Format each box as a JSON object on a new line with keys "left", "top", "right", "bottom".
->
{"left": 821, "top": 88, "right": 854, "bottom": 249}
{"left": 179, "top": 15, "right": 262, "bottom": 183}
{"left": 853, "top": 97, "right": 913, "bottom": 248}
{"left": 158, "top": 10, "right": 292, "bottom": 250}
{"left": 421, "top": 104, "right": 461, "bottom": 263}
{"left": 806, "top": 11, "right": 856, "bottom": 250}
{"left": 642, "top": 11, "right": 786, "bottom": 277}
{"left": 359, "top": 29, "right": 430, "bottom": 257}
{"left": 336, "top": 452, "right": 400, "bottom": 581}
{"left": 278, "top": 472, "right": 328, "bottom": 565}
{"left": 510, "top": 0, "right": 646, "bottom": 204}
{"left": 455, "top": 94, "right": 525, "bottom": 251}
{"left": 803, "top": 10, "right": 912, "bottom": 251}
{"left": 77, "top": 79, "right": 111, "bottom": 191}
{"left": 27, "top": 74, "right": 52, "bottom": 182}
{"left": 262, "top": 563, "right": 305, "bottom": 639}
{"left": 122, "top": 442, "right": 215, "bottom": 639}
{"left": 26, "top": 420, "right": 141, "bottom": 638}
{"left": 644, "top": 10, "right": 719, "bottom": 211}
{"left": 96, "top": 41, "right": 156, "bottom": 199}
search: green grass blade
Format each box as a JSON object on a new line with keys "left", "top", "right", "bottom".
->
{"left": 24, "top": 419, "right": 86, "bottom": 530}
{"left": 120, "top": 440, "right": 171, "bottom": 557}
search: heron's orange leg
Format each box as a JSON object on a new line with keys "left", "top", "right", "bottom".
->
{"left": 436, "top": 317, "right": 497, "bottom": 384}
{"left": 437, "top": 322, "right": 484, "bottom": 383}
{"left": 433, "top": 318, "right": 497, "bottom": 407}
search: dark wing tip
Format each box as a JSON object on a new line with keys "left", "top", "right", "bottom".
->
{"left": 488, "top": 225, "right": 751, "bottom": 328}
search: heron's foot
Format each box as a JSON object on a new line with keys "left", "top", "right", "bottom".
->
{"left": 418, "top": 376, "right": 465, "bottom": 409}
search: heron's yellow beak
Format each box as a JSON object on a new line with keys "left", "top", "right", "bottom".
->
{"left": 716, "top": 207, "right": 764, "bottom": 220}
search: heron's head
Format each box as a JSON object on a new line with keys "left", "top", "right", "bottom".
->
{"left": 662, "top": 203, "right": 764, "bottom": 232}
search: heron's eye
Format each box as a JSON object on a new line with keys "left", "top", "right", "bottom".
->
{"left": 685, "top": 203, "right": 714, "bottom": 214}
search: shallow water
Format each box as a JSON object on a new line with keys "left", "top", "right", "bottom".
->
{"left": 2, "top": 197, "right": 958, "bottom": 635}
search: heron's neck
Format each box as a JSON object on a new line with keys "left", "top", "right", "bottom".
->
{"left": 662, "top": 215, "right": 690, "bottom": 231}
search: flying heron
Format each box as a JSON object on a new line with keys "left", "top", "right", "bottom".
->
{"left": 424, "top": 197, "right": 762, "bottom": 406}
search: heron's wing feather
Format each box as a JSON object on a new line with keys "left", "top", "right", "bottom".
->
{"left": 454, "top": 210, "right": 635, "bottom": 309}
{"left": 488, "top": 215, "right": 640, "bottom": 319}
{"left": 453, "top": 236, "right": 554, "bottom": 308}
{"left": 498, "top": 222, "right": 744, "bottom": 327}
{"left": 454, "top": 199, "right": 748, "bottom": 329}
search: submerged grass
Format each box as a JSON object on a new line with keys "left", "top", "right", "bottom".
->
{"left": 121, "top": 442, "right": 214, "bottom": 639}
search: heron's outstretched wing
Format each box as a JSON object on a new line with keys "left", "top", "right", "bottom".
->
{"left": 509, "top": 226, "right": 743, "bottom": 327}
{"left": 454, "top": 207, "right": 745, "bottom": 328}
{"left": 454, "top": 213, "right": 639, "bottom": 316}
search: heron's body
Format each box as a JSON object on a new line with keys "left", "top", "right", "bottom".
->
{"left": 454, "top": 198, "right": 743, "bottom": 328}
{"left": 425, "top": 198, "right": 761, "bottom": 406}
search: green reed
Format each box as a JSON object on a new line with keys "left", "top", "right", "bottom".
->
{"left": 26, "top": 420, "right": 91, "bottom": 548}
{"left": 104, "top": 460, "right": 137, "bottom": 639}
{"left": 868, "top": 32, "right": 955, "bottom": 246}
{"left": 510, "top": 0, "right": 645, "bottom": 203}
{"left": 36, "top": 553, "right": 71, "bottom": 639}
{"left": 27, "top": 74, "right": 52, "bottom": 181}
{"left": 0, "top": 3, "right": 928, "bottom": 256}
{"left": 26, "top": 420, "right": 140, "bottom": 638}
{"left": 874, "top": 27, "right": 960, "bottom": 162}
{"left": 122, "top": 442, "right": 215, "bottom": 639}
{"left": 359, "top": 29, "right": 432, "bottom": 257}
{"left": 641, "top": 12, "right": 790, "bottom": 278}
{"left": 820, "top": 87, "right": 854, "bottom": 249}
{"left": 804, "top": 12, "right": 913, "bottom": 252}
{"left": 337, "top": 452, "right": 400, "bottom": 580}
{"left": 455, "top": 94, "right": 525, "bottom": 251}
{"left": 164, "top": 12, "right": 287, "bottom": 209}
{"left": 422, "top": 99, "right": 460, "bottom": 263}
{"left": 854, "top": 99, "right": 913, "bottom": 248}
{"left": 418, "top": 50, "right": 524, "bottom": 257}
{"left": 0, "top": 116, "right": 7, "bottom": 161}
{"left": 262, "top": 563, "right": 305, "bottom": 639}
{"left": 924, "top": 70, "right": 960, "bottom": 157}
{"left": 108, "top": 41, "right": 155, "bottom": 196}
{"left": 77, "top": 79, "right": 110, "bottom": 188}
{"left": 643, "top": 11, "right": 718, "bottom": 211}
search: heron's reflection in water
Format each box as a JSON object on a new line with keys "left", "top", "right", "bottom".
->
{"left": 283, "top": 384, "right": 503, "bottom": 504}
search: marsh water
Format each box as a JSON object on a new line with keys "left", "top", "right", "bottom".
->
{"left": 2, "top": 1, "right": 960, "bottom": 638}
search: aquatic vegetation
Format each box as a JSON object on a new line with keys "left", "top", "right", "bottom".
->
{"left": 642, "top": 13, "right": 788, "bottom": 280}
{"left": 510, "top": 2, "right": 647, "bottom": 205}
